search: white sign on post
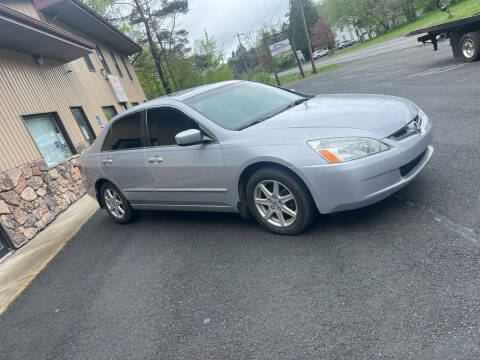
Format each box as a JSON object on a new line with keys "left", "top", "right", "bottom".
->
{"left": 107, "top": 75, "right": 128, "bottom": 102}
{"left": 269, "top": 39, "right": 292, "bottom": 56}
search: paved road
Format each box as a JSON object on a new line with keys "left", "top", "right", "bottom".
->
{"left": 279, "top": 35, "right": 422, "bottom": 76}
{"left": 2, "top": 44, "right": 480, "bottom": 359}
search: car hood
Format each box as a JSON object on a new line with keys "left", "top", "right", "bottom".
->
{"left": 255, "top": 94, "right": 419, "bottom": 138}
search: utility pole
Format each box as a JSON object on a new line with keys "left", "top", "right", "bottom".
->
{"left": 288, "top": 34, "right": 304, "bottom": 78}
{"left": 236, "top": 33, "right": 249, "bottom": 74}
{"left": 263, "top": 37, "right": 281, "bottom": 86}
{"left": 297, "top": 0, "right": 317, "bottom": 73}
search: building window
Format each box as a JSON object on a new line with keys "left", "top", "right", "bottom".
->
{"left": 102, "top": 106, "right": 117, "bottom": 121}
{"left": 23, "top": 113, "right": 75, "bottom": 166}
{"left": 83, "top": 55, "right": 95, "bottom": 72}
{"left": 119, "top": 102, "right": 128, "bottom": 111}
{"left": 121, "top": 56, "right": 133, "bottom": 81}
{"left": 71, "top": 107, "right": 96, "bottom": 145}
{"left": 109, "top": 50, "right": 123, "bottom": 78}
{"left": 95, "top": 47, "right": 111, "bottom": 75}
{"left": 102, "top": 111, "right": 143, "bottom": 152}
{"left": 131, "top": 102, "right": 139, "bottom": 107}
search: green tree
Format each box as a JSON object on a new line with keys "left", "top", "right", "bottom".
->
{"left": 194, "top": 31, "right": 234, "bottom": 84}
{"left": 84, "top": 0, "right": 116, "bottom": 19}
{"left": 288, "top": 0, "right": 319, "bottom": 59}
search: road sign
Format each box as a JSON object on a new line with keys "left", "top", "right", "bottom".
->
{"left": 269, "top": 39, "right": 292, "bottom": 56}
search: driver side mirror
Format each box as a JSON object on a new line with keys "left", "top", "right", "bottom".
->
{"left": 175, "top": 129, "right": 212, "bottom": 146}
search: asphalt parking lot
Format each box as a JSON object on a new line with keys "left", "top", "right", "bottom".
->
{"left": 1, "top": 42, "right": 480, "bottom": 359}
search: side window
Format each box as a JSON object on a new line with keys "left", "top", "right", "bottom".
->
{"left": 95, "top": 47, "right": 111, "bottom": 75}
{"left": 102, "top": 111, "right": 143, "bottom": 151}
{"left": 121, "top": 56, "right": 134, "bottom": 81}
{"left": 146, "top": 107, "right": 199, "bottom": 147}
{"left": 102, "top": 106, "right": 117, "bottom": 121}
{"left": 83, "top": 55, "right": 95, "bottom": 72}
{"left": 109, "top": 50, "right": 123, "bottom": 78}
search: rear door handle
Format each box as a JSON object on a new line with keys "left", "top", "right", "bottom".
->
{"left": 102, "top": 158, "right": 112, "bottom": 165}
{"left": 147, "top": 155, "right": 163, "bottom": 163}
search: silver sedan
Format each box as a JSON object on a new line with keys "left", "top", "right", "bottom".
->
{"left": 79, "top": 80, "right": 433, "bottom": 234}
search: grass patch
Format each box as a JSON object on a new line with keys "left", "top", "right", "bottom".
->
{"left": 277, "top": 64, "right": 340, "bottom": 85}
{"left": 328, "top": 0, "right": 480, "bottom": 57}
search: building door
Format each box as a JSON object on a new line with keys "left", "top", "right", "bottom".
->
{"left": 71, "top": 107, "right": 96, "bottom": 145}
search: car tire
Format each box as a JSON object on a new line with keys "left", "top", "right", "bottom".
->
{"left": 246, "top": 167, "right": 315, "bottom": 235}
{"left": 459, "top": 32, "right": 480, "bottom": 62}
{"left": 101, "top": 182, "right": 136, "bottom": 224}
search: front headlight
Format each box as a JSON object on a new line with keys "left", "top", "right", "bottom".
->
{"left": 307, "top": 137, "right": 390, "bottom": 163}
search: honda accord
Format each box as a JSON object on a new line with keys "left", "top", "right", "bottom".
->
{"left": 79, "top": 80, "right": 433, "bottom": 234}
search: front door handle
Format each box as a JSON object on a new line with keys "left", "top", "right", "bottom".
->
{"left": 147, "top": 155, "right": 163, "bottom": 163}
{"left": 102, "top": 158, "right": 113, "bottom": 165}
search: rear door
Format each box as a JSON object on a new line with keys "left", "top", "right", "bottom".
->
{"left": 98, "top": 110, "right": 155, "bottom": 204}
{"left": 143, "top": 106, "right": 230, "bottom": 208}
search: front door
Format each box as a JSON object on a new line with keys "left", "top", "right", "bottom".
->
{"left": 144, "top": 106, "right": 229, "bottom": 207}
{"left": 98, "top": 110, "right": 155, "bottom": 204}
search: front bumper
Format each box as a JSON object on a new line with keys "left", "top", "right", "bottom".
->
{"left": 296, "top": 125, "right": 433, "bottom": 214}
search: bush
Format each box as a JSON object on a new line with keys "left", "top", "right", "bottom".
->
{"left": 252, "top": 72, "right": 274, "bottom": 84}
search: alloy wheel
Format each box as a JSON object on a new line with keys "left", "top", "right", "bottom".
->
{"left": 104, "top": 188, "right": 125, "bottom": 219}
{"left": 253, "top": 180, "right": 298, "bottom": 227}
{"left": 462, "top": 38, "right": 475, "bottom": 59}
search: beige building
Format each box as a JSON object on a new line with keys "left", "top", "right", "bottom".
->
{"left": 0, "top": 0, "right": 147, "bottom": 256}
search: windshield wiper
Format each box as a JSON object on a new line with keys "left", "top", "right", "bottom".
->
{"left": 284, "top": 98, "right": 309, "bottom": 110}
{"left": 236, "top": 118, "right": 269, "bottom": 131}
{"left": 236, "top": 98, "right": 310, "bottom": 131}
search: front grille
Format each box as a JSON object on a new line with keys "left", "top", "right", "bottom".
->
{"left": 389, "top": 115, "right": 422, "bottom": 140}
{"left": 399, "top": 149, "right": 427, "bottom": 177}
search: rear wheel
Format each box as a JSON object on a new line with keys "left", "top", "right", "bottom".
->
{"left": 246, "top": 167, "right": 315, "bottom": 235}
{"left": 459, "top": 32, "right": 480, "bottom": 62}
{"left": 101, "top": 182, "right": 135, "bottom": 224}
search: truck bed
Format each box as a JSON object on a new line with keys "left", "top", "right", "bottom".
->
{"left": 406, "top": 13, "right": 480, "bottom": 37}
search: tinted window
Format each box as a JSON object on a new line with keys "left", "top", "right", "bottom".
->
{"left": 147, "top": 107, "right": 199, "bottom": 147}
{"left": 186, "top": 82, "right": 306, "bottom": 130}
{"left": 102, "top": 112, "right": 143, "bottom": 151}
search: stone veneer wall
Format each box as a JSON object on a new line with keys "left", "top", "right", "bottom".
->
{"left": 0, "top": 156, "right": 85, "bottom": 248}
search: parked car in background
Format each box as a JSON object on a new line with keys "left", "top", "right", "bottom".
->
{"left": 80, "top": 81, "right": 433, "bottom": 235}
{"left": 337, "top": 39, "right": 357, "bottom": 49}
{"left": 312, "top": 49, "right": 329, "bottom": 59}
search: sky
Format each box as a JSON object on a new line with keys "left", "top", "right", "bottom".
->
{"left": 178, "top": 0, "right": 292, "bottom": 56}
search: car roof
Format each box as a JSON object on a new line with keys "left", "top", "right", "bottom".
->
{"left": 157, "top": 80, "right": 241, "bottom": 101}
{"left": 112, "top": 80, "right": 242, "bottom": 120}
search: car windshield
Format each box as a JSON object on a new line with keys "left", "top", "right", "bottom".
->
{"left": 185, "top": 82, "right": 309, "bottom": 130}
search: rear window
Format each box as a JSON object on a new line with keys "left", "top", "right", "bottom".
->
{"left": 102, "top": 111, "right": 143, "bottom": 151}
